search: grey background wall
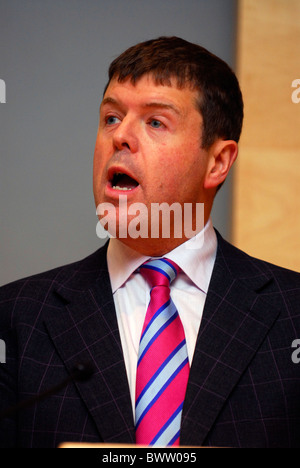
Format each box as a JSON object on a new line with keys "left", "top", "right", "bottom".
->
{"left": 0, "top": 0, "right": 237, "bottom": 285}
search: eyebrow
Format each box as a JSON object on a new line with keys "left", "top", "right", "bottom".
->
{"left": 101, "top": 97, "right": 119, "bottom": 107}
{"left": 101, "top": 96, "right": 181, "bottom": 115}
{"left": 142, "top": 102, "right": 181, "bottom": 115}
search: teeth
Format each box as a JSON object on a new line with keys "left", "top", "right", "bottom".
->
{"left": 112, "top": 172, "right": 137, "bottom": 190}
{"left": 112, "top": 186, "right": 133, "bottom": 191}
{"left": 111, "top": 172, "right": 139, "bottom": 191}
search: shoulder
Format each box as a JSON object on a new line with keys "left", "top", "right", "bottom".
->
{"left": 0, "top": 243, "right": 109, "bottom": 325}
{"left": 214, "top": 231, "right": 300, "bottom": 342}
{"left": 214, "top": 231, "right": 300, "bottom": 321}
{"left": 215, "top": 230, "right": 300, "bottom": 286}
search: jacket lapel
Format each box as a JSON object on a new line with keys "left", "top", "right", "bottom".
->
{"left": 180, "top": 233, "right": 281, "bottom": 446}
{"left": 44, "top": 246, "right": 135, "bottom": 444}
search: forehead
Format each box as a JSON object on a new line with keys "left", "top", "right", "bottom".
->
{"left": 101, "top": 74, "right": 200, "bottom": 114}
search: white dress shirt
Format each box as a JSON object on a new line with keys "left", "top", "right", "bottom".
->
{"left": 107, "top": 218, "right": 217, "bottom": 414}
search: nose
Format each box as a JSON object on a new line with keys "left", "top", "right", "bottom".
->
{"left": 112, "top": 116, "right": 138, "bottom": 153}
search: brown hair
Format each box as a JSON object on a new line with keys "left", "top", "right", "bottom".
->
{"left": 104, "top": 36, "right": 243, "bottom": 149}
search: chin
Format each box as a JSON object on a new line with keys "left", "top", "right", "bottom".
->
{"left": 117, "top": 236, "right": 187, "bottom": 257}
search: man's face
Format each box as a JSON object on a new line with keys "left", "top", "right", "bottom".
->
{"left": 93, "top": 74, "right": 213, "bottom": 254}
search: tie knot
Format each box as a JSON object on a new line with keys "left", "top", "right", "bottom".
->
{"left": 139, "top": 258, "right": 179, "bottom": 288}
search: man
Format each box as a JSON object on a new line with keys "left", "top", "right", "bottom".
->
{"left": 0, "top": 37, "right": 299, "bottom": 448}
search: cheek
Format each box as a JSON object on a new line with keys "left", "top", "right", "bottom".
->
{"left": 93, "top": 149, "right": 103, "bottom": 176}
{"left": 147, "top": 151, "right": 188, "bottom": 199}
{"left": 161, "top": 148, "right": 206, "bottom": 199}
{"left": 93, "top": 138, "right": 108, "bottom": 178}
{"left": 93, "top": 155, "right": 102, "bottom": 191}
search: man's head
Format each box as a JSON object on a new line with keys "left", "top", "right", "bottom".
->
{"left": 93, "top": 37, "right": 243, "bottom": 255}
{"left": 105, "top": 36, "right": 243, "bottom": 150}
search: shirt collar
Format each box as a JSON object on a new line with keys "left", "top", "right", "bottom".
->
{"left": 107, "top": 218, "right": 217, "bottom": 294}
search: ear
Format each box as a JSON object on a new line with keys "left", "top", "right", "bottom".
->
{"left": 204, "top": 139, "right": 238, "bottom": 190}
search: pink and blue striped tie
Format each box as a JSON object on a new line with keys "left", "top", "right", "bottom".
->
{"left": 135, "top": 258, "right": 190, "bottom": 446}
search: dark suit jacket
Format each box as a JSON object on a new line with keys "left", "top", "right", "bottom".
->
{"left": 0, "top": 231, "right": 299, "bottom": 448}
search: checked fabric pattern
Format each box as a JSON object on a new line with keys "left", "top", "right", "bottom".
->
{"left": 135, "top": 258, "right": 190, "bottom": 447}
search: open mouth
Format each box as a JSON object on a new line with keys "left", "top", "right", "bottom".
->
{"left": 110, "top": 172, "right": 139, "bottom": 191}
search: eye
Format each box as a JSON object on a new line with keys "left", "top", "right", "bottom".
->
{"left": 149, "top": 119, "right": 164, "bottom": 129}
{"left": 106, "top": 115, "right": 121, "bottom": 125}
